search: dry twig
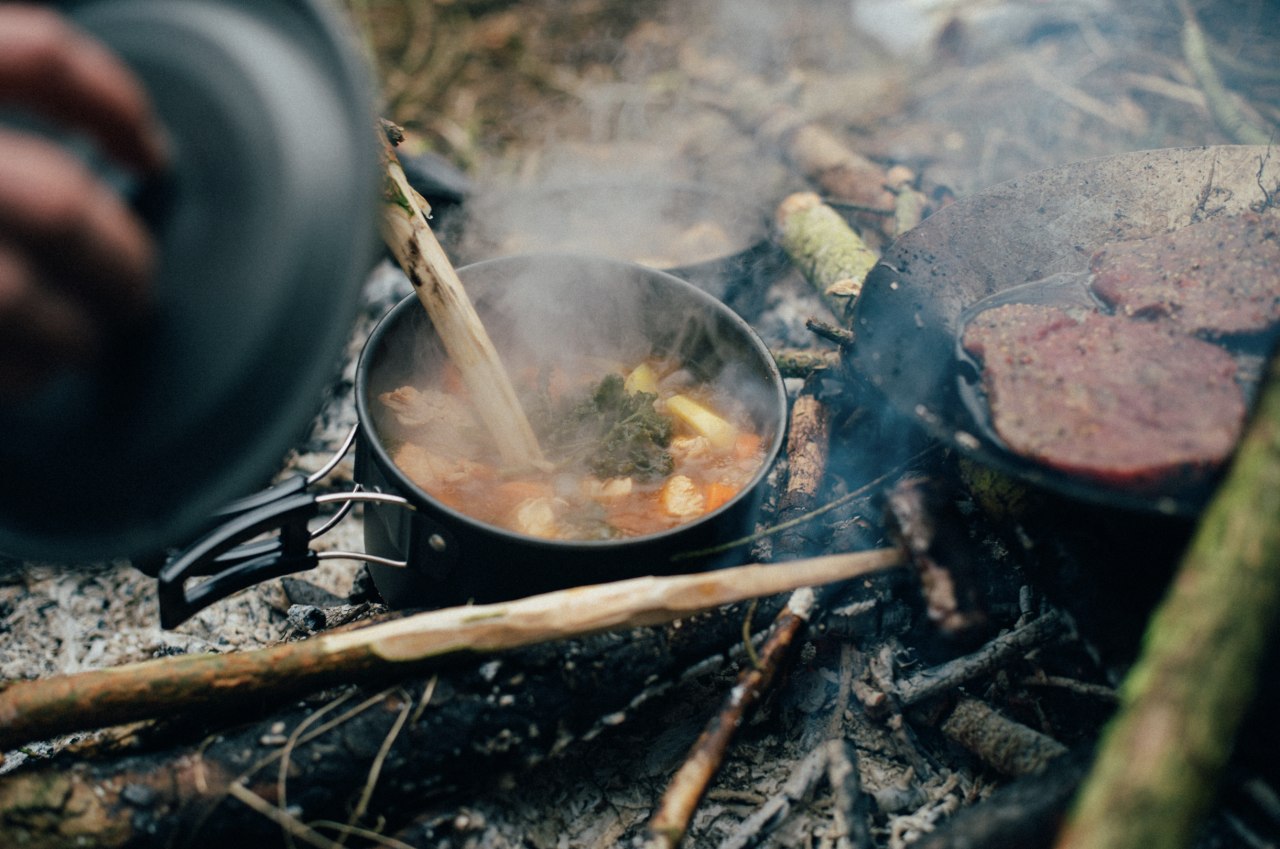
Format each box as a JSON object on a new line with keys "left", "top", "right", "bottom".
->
{"left": 646, "top": 588, "right": 820, "bottom": 849}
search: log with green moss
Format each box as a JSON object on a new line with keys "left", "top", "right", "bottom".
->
{"left": 774, "top": 191, "right": 880, "bottom": 326}
{"left": 1054, "top": 352, "right": 1280, "bottom": 849}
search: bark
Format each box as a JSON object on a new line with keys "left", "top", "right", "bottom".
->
{"left": 1055, "top": 352, "right": 1280, "bottom": 849}
{"left": 0, "top": 595, "right": 812, "bottom": 848}
{"left": 774, "top": 192, "right": 880, "bottom": 326}
{"left": 0, "top": 552, "right": 903, "bottom": 755}
{"left": 646, "top": 589, "right": 817, "bottom": 849}
{"left": 775, "top": 377, "right": 834, "bottom": 557}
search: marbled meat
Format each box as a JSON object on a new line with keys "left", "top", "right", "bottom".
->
{"left": 1089, "top": 209, "right": 1280, "bottom": 336}
{"left": 961, "top": 303, "right": 1245, "bottom": 488}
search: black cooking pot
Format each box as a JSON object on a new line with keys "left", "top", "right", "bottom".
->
{"left": 157, "top": 255, "right": 787, "bottom": 627}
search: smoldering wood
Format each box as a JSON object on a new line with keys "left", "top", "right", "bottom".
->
{"left": 0, "top": 551, "right": 904, "bottom": 755}
{"left": 885, "top": 477, "right": 990, "bottom": 639}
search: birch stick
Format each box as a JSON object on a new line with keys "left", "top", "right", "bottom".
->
{"left": 0, "top": 550, "right": 904, "bottom": 753}
{"left": 377, "top": 132, "right": 543, "bottom": 468}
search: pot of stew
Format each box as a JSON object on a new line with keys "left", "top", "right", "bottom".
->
{"left": 156, "top": 254, "right": 787, "bottom": 626}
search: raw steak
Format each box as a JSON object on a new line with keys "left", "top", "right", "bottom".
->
{"left": 1089, "top": 210, "right": 1280, "bottom": 336}
{"left": 961, "top": 303, "right": 1245, "bottom": 488}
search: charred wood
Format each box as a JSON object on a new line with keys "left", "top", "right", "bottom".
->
{"left": 885, "top": 477, "right": 990, "bottom": 641}
{"left": 0, "top": 601, "right": 794, "bottom": 849}
{"left": 646, "top": 589, "right": 818, "bottom": 849}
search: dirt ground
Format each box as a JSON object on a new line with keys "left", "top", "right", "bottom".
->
{"left": 2, "top": 0, "right": 1279, "bottom": 847}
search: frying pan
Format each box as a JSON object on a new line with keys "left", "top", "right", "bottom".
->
{"left": 850, "top": 145, "right": 1280, "bottom": 516}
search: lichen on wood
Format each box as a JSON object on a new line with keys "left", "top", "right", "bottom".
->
{"left": 774, "top": 191, "right": 880, "bottom": 326}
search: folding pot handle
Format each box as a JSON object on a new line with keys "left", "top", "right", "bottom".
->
{"left": 155, "top": 424, "right": 415, "bottom": 628}
{"left": 156, "top": 491, "right": 322, "bottom": 628}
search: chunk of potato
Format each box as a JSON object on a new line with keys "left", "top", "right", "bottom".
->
{"left": 624, "top": 362, "right": 660, "bottom": 395}
{"left": 665, "top": 394, "right": 738, "bottom": 451}
{"left": 660, "top": 475, "right": 706, "bottom": 518}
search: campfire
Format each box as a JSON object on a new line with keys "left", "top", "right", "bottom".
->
{"left": 2, "top": 1, "right": 1279, "bottom": 848}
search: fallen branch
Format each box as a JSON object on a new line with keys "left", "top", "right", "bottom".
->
{"left": 377, "top": 126, "right": 543, "bottom": 468}
{"left": 938, "top": 697, "right": 1069, "bottom": 778}
{"left": 1054, "top": 356, "right": 1280, "bottom": 846}
{"left": 0, "top": 595, "right": 796, "bottom": 848}
{"left": 893, "top": 610, "right": 1071, "bottom": 707}
{"left": 775, "top": 191, "right": 880, "bottom": 325}
{"left": 0, "top": 550, "right": 903, "bottom": 754}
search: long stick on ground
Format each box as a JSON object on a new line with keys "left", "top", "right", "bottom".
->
{"left": 0, "top": 550, "right": 903, "bottom": 754}
{"left": 377, "top": 129, "right": 543, "bottom": 468}
{"left": 1054, "top": 351, "right": 1280, "bottom": 849}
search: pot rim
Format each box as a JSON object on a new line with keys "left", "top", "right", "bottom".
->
{"left": 354, "top": 253, "right": 788, "bottom": 550}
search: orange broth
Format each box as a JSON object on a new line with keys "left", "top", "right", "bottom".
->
{"left": 384, "top": 360, "right": 767, "bottom": 541}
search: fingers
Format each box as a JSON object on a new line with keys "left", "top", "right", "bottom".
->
{"left": 0, "top": 130, "right": 154, "bottom": 321}
{"left": 0, "top": 4, "right": 168, "bottom": 174}
{"left": 0, "top": 241, "right": 99, "bottom": 398}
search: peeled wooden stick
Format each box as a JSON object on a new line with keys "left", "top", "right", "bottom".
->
{"left": 377, "top": 131, "right": 543, "bottom": 468}
{"left": 0, "top": 550, "right": 904, "bottom": 753}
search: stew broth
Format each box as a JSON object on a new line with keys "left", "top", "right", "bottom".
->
{"left": 378, "top": 357, "right": 767, "bottom": 541}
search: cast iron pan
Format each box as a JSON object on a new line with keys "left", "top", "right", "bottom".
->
{"left": 850, "top": 145, "right": 1280, "bottom": 516}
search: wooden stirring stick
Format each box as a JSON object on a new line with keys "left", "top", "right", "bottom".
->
{"left": 376, "top": 130, "right": 544, "bottom": 468}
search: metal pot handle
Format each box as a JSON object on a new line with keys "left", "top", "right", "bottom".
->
{"left": 155, "top": 425, "right": 414, "bottom": 629}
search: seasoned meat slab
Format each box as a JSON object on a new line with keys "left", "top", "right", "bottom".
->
{"left": 961, "top": 303, "right": 1246, "bottom": 488}
{"left": 1089, "top": 210, "right": 1280, "bottom": 336}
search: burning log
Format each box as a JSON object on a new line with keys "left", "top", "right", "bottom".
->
{"left": 774, "top": 191, "right": 880, "bottom": 325}
{"left": 1054, "top": 355, "right": 1280, "bottom": 847}
{"left": 377, "top": 125, "right": 544, "bottom": 469}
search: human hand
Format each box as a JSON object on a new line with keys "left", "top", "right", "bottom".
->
{"left": 0, "top": 4, "right": 169, "bottom": 397}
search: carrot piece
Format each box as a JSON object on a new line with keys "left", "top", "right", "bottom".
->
{"left": 734, "top": 431, "right": 763, "bottom": 460}
{"left": 704, "top": 482, "right": 739, "bottom": 512}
